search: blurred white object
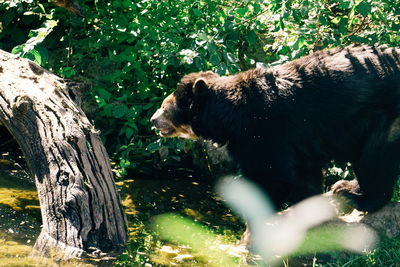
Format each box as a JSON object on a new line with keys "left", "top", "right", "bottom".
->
{"left": 217, "top": 176, "right": 377, "bottom": 264}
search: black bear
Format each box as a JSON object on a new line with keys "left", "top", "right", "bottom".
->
{"left": 151, "top": 45, "right": 400, "bottom": 212}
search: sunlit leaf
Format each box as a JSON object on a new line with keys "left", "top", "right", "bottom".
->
{"left": 236, "top": 8, "right": 248, "bottom": 16}
{"left": 29, "top": 49, "right": 41, "bottom": 65}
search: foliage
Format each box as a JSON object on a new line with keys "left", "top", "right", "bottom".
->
{"left": 0, "top": 0, "right": 399, "bottom": 177}
{"left": 1, "top": 1, "right": 400, "bottom": 266}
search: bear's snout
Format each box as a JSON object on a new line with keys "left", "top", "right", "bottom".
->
{"left": 150, "top": 108, "right": 172, "bottom": 129}
{"left": 150, "top": 108, "right": 164, "bottom": 127}
{"left": 150, "top": 109, "right": 176, "bottom": 137}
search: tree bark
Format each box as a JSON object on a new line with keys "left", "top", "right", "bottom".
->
{"left": 0, "top": 50, "right": 127, "bottom": 259}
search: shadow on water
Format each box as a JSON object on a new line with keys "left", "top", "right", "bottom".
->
{"left": 116, "top": 177, "right": 245, "bottom": 266}
{"left": 120, "top": 177, "right": 242, "bottom": 228}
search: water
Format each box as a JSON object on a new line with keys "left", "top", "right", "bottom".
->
{"left": 0, "top": 145, "right": 243, "bottom": 266}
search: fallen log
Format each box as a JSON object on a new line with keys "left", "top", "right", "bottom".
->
{"left": 0, "top": 50, "right": 127, "bottom": 260}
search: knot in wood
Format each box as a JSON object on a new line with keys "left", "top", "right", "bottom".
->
{"left": 57, "top": 205, "right": 69, "bottom": 216}
{"left": 13, "top": 95, "right": 33, "bottom": 113}
{"left": 65, "top": 193, "right": 78, "bottom": 208}
{"left": 67, "top": 135, "right": 79, "bottom": 143}
{"left": 28, "top": 61, "right": 44, "bottom": 75}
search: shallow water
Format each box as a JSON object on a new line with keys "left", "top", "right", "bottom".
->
{"left": 116, "top": 177, "right": 244, "bottom": 266}
{"left": 0, "top": 154, "right": 46, "bottom": 266}
{"left": 0, "top": 148, "right": 244, "bottom": 266}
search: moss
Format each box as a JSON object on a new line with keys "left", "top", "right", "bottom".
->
{"left": 0, "top": 239, "right": 53, "bottom": 266}
{"left": 0, "top": 188, "right": 39, "bottom": 211}
{"left": 0, "top": 239, "right": 98, "bottom": 266}
{"left": 0, "top": 240, "right": 32, "bottom": 257}
{"left": 0, "top": 257, "right": 51, "bottom": 267}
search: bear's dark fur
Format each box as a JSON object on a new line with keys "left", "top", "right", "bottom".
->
{"left": 151, "top": 45, "right": 400, "bottom": 211}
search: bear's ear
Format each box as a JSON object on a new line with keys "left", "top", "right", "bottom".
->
{"left": 193, "top": 78, "right": 208, "bottom": 96}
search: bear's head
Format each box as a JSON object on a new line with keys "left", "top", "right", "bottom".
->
{"left": 150, "top": 71, "right": 220, "bottom": 140}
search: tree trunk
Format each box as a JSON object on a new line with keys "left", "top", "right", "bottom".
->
{"left": 0, "top": 50, "right": 127, "bottom": 259}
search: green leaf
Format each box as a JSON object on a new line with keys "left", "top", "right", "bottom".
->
{"left": 146, "top": 140, "right": 162, "bottom": 153}
{"left": 197, "top": 33, "right": 208, "bottom": 41}
{"left": 339, "top": 18, "right": 348, "bottom": 34}
{"left": 391, "top": 22, "right": 400, "bottom": 31}
{"left": 127, "top": 108, "right": 139, "bottom": 118}
{"left": 97, "top": 88, "right": 112, "bottom": 101}
{"left": 348, "top": 35, "right": 369, "bottom": 43}
{"left": 339, "top": 1, "right": 351, "bottom": 9}
{"left": 206, "top": 43, "right": 217, "bottom": 54}
{"left": 209, "top": 52, "right": 221, "bottom": 65}
{"left": 253, "top": 3, "right": 261, "bottom": 13}
{"left": 60, "top": 67, "right": 76, "bottom": 78}
{"left": 236, "top": 8, "right": 248, "bottom": 16}
{"left": 122, "top": 0, "right": 133, "bottom": 8}
{"left": 127, "top": 121, "right": 139, "bottom": 133}
{"left": 331, "top": 17, "right": 340, "bottom": 24}
{"left": 246, "top": 30, "right": 257, "bottom": 45}
{"left": 37, "top": 3, "right": 46, "bottom": 14}
{"left": 225, "top": 31, "right": 240, "bottom": 41}
{"left": 143, "top": 103, "right": 154, "bottom": 110}
{"left": 319, "top": 15, "right": 329, "bottom": 26}
{"left": 125, "top": 127, "right": 134, "bottom": 139}
{"left": 2, "top": 9, "right": 16, "bottom": 28}
{"left": 119, "top": 159, "right": 131, "bottom": 168}
{"left": 11, "top": 44, "right": 24, "bottom": 55}
{"left": 29, "top": 48, "right": 41, "bottom": 65}
{"left": 113, "top": 104, "right": 128, "bottom": 118}
{"left": 193, "top": 8, "right": 201, "bottom": 17}
{"left": 35, "top": 46, "right": 48, "bottom": 64}
{"left": 103, "top": 104, "right": 114, "bottom": 117}
{"left": 356, "top": 2, "right": 371, "bottom": 16}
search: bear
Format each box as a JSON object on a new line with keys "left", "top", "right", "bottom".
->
{"left": 150, "top": 45, "right": 400, "bottom": 212}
